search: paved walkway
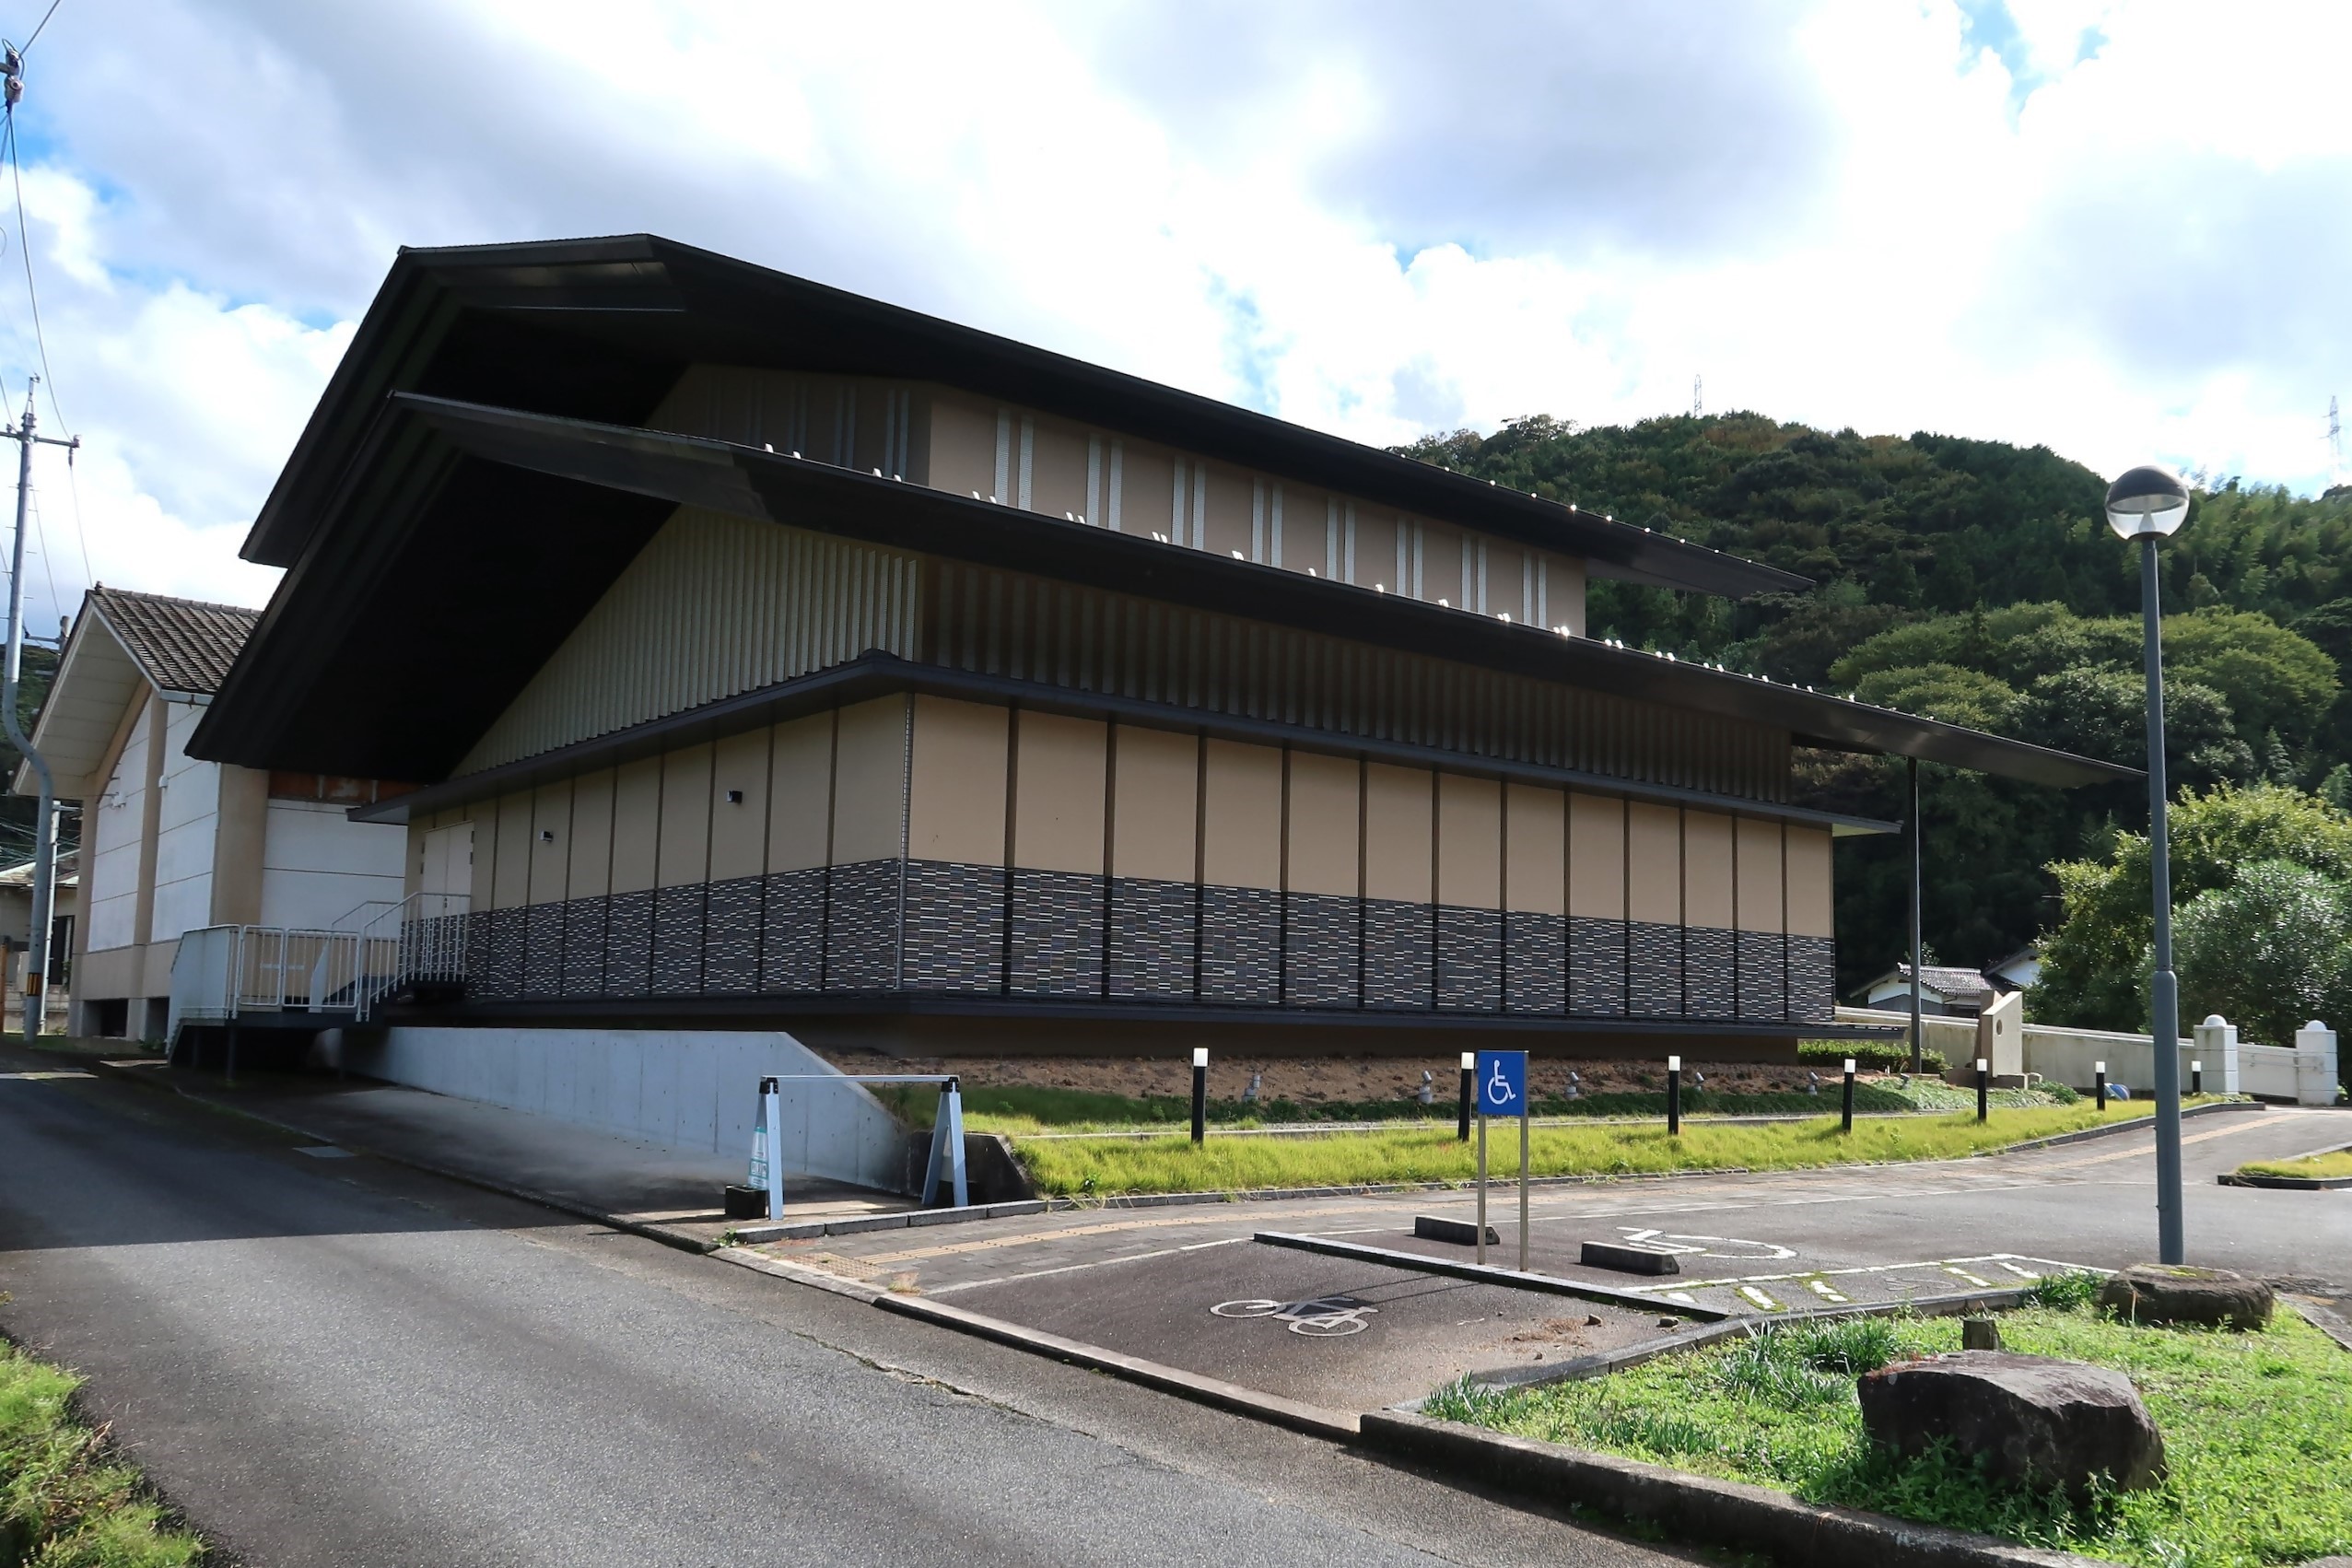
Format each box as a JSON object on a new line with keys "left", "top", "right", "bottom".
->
{"left": 87, "top": 1058, "right": 912, "bottom": 1229}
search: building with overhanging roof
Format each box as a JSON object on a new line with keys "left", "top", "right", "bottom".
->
{"left": 182, "top": 235, "right": 2133, "bottom": 1062}
{"left": 18, "top": 585, "right": 410, "bottom": 1040}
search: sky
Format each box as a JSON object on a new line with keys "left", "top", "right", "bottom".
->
{"left": 0, "top": 0, "right": 2343, "bottom": 627}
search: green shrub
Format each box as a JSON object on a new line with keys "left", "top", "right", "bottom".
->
{"left": 1800, "top": 1040, "right": 1950, "bottom": 1074}
{"left": 2022, "top": 1269, "right": 2107, "bottom": 1313}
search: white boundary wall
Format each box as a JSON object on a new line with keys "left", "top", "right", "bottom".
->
{"left": 342, "top": 1026, "right": 909, "bottom": 1192}
{"left": 1836, "top": 1006, "right": 2333, "bottom": 1103}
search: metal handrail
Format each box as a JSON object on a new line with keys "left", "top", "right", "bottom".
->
{"left": 354, "top": 890, "right": 472, "bottom": 1022}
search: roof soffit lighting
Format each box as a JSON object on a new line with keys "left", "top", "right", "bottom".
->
{"left": 2105, "top": 464, "right": 2191, "bottom": 541}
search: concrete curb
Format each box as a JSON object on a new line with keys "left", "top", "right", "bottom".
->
{"left": 2219, "top": 1171, "right": 2352, "bottom": 1189}
{"left": 1252, "top": 1231, "right": 1731, "bottom": 1320}
{"left": 710, "top": 1246, "right": 886, "bottom": 1304}
{"left": 872, "top": 1293, "right": 1360, "bottom": 1440}
{"left": 1458, "top": 1285, "right": 2038, "bottom": 1396}
{"left": 1354, "top": 1409, "right": 2100, "bottom": 1568}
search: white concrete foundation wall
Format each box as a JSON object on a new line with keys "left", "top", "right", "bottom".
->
{"left": 344, "top": 1026, "right": 909, "bottom": 1192}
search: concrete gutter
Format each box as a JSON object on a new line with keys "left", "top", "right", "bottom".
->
{"left": 874, "top": 1293, "right": 1360, "bottom": 1440}
{"left": 1354, "top": 1410, "right": 2102, "bottom": 1568}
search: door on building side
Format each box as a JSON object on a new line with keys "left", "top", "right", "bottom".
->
{"left": 420, "top": 824, "right": 474, "bottom": 907}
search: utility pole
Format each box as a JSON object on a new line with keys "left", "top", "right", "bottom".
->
{"left": 4, "top": 377, "right": 76, "bottom": 1038}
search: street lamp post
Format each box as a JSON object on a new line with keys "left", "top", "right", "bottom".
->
{"left": 2106, "top": 463, "right": 2191, "bottom": 1265}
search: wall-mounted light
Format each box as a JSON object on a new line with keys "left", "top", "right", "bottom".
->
{"left": 538, "top": 829, "right": 556, "bottom": 843}
{"left": 725, "top": 790, "right": 744, "bottom": 804}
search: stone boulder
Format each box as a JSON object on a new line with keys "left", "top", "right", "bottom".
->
{"left": 2097, "top": 1264, "right": 2274, "bottom": 1330}
{"left": 1857, "top": 1351, "right": 2165, "bottom": 1498}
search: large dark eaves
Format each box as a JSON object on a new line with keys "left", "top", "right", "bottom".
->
{"left": 242, "top": 233, "right": 1808, "bottom": 601}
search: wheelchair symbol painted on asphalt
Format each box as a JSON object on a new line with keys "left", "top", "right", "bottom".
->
{"left": 1211, "top": 1296, "right": 1380, "bottom": 1336}
{"left": 1618, "top": 1227, "right": 1796, "bottom": 1260}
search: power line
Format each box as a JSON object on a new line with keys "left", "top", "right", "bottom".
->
{"left": 16, "top": 2, "right": 62, "bottom": 57}
{"left": 2, "top": 113, "right": 65, "bottom": 434}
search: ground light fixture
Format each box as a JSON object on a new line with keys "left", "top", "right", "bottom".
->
{"left": 2107, "top": 462, "right": 2192, "bottom": 1264}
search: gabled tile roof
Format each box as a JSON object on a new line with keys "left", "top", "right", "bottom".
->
{"left": 88, "top": 586, "right": 258, "bottom": 696}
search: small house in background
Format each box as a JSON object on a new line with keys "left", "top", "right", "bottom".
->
{"left": 1984, "top": 945, "right": 2042, "bottom": 993}
{"left": 12, "top": 586, "right": 413, "bottom": 1041}
{"left": 0, "top": 847, "right": 76, "bottom": 1032}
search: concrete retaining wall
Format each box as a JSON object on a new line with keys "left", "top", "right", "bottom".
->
{"left": 340, "top": 1026, "right": 912, "bottom": 1192}
{"left": 1835, "top": 1007, "right": 2337, "bottom": 1103}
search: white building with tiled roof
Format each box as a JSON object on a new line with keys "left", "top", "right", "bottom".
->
{"left": 14, "top": 586, "right": 413, "bottom": 1041}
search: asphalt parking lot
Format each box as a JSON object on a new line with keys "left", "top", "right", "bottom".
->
{"left": 949, "top": 1238, "right": 1680, "bottom": 1410}
{"left": 772, "top": 1104, "right": 2349, "bottom": 1412}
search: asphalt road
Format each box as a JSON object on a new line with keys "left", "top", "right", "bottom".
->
{"left": 0, "top": 1053, "right": 1693, "bottom": 1568}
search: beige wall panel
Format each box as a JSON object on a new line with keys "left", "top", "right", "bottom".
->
{"left": 528, "top": 781, "right": 571, "bottom": 906}
{"left": 1485, "top": 543, "right": 1525, "bottom": 618}
{"left": 907, "top": 696, "right": 1007, "bottom": 866}
{"left": 1547, "top": 552, "right": 1588, "bottom": 635}
{"left": 657, "top": 744, "right": 714, "bottom": 889}
{"left": 1504, "top": 783, "right": 1565, "bottom": 915}
{"left": 1121, "top": 445, "right": 1176, "bottom": 541}
{"left": 926, "top": 392, "right": 997, "bottom": 500}
{"left": 1567, "top": 792, "right": 1625, "bottom": 919}
{"left": 1286, "top": 751, "right": 1360, "bottom": 897}
{"left": 1012, "top": 712, "right": 1106, "bottom": 874}
{"left": 1737, "top": 818, "right": 1784, "bottom": 932}
{"left": 1109, "top": 725, "right": 1197, "bottom": 882}
{"left": 832, "top": 697, "right": 911, "bottom": 865}
{"left": 1201, "top": 464, "right": 1252, "bottom": 559}
{"left": 709, "top": 728, "right": 771, "bottom": 881}
{"left": 1200, "top": 738, "right": 1282, "bottom": 890}
{"left": 1029, "top": 419, "right": 1090, "bottom": 522}
{"left": 768, "top": 714, "right": 835, "bottom": 872}
{"left": 1683, "top": 810, "right": 1736, "bottom": 930}
{"left": 1436, "top": 773, "right": 1502, "bottom": 908}
{"left": 1278, "top": 486, "right": 1325, "bottom": 574}
{"left": 1352, "top": 509, "right": 1398, "bottom": 591}
{"left": 610, "top": 757, "right": 662, "bottom": 894}
{"left": 209, "top": 766, "right": 268, "bottom": 928}
{"left": 492, "top": 792, "right": 534, "bottom": 910}
{"left": 568, "top": 769, "right": 615, "bottom": 897}
{"left": 1363, "top": 763, "right": 1433, "bottom": 904}
{"left": 1626, "top": 802, "right": 1681, "bottom": 925}
{"left": 1421, "top": 522, "right": 1464, "bottom": 606}
{"left": 1786, "top": 826, "right": 1834, "bottom": 938}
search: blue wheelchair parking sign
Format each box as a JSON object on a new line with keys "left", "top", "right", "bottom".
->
{"left": 1476, "top": 1050, "right": 1527, "bottom": 1117}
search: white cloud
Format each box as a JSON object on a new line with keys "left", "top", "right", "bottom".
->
{"left": 0, "top": 0, "right": 2341, "bottom": 626}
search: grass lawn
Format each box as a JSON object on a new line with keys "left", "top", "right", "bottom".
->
{"left": 0, "top": 1336, "right": 204, "bottom": 1566}
{"left": 1424, "top": 1279, "right": 2352, "bottom": 1568}
{"left": 2237, "top": 1147, "right": 2352, "bottom": 1180}
{"left": 1008, "top": 1101, "right": 2150, "bottom": 1196}
{"left": 880, "top": 1078, "right": 2080, "bottom": 1137}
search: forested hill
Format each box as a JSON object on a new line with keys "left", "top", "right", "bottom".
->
{"left": 1395, "top": 414, "right": 2352, "bottom": 999}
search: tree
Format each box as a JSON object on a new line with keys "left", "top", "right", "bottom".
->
{"left": 2031, "top": 785, "right": 2352, "bottom": 1031}
{"left": 2171, "top": 860, "right": 2352, "bottom": 1048}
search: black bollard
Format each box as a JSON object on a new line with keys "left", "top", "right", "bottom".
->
{"left": 1457, "top": 1051, "right": 1474, "bottom": 1141}
{"left": 1667, "top": 1053, "right": 1682, "bottom": 1137}
{"left": 1190, "top": 1047, "right": 1207, "bottom": 1145}
{"left": 1841, "top": 1057, "right": 1855, "bottom": 1134}
{"left": 1976, "top": 1058, "right": 1989, "bottom": 1122}
{"left": 2190, "top": 1059, "right": 2202, "bottom": 1096}
{"left": 2095, "top": 1061, "right": 2107, "bottom": 1110}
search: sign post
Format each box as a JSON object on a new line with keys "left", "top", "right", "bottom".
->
{"left": 749, "top": 1075, "right": 785, "bottom": 1223}
{"left": 1475, "top": 1050, "right": 1527, "bottom": 1270}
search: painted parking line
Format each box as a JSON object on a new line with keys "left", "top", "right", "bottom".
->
{"left": 1621, "top": 1253, "right": 2086, "bottom": 1304}
{"left": 1736, "top": 1285, "right": 1783, "bottom": 1310}
{"left": 1806, "top": 1278, "right": 1851, "bottom": 1304}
